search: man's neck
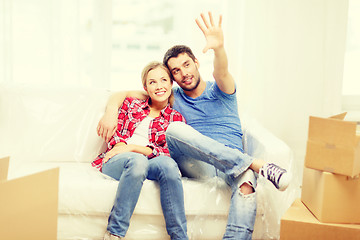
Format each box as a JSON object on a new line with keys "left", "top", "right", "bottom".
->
{"left": 184, "top": 80, "right": 206, "bottom": 99}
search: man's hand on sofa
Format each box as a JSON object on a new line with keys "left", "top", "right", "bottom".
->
{"left": 97, "top": 91, "right": 149, "bottom": 142}
{"left": 97, "top": 107, "right": 118, "bottom": 143}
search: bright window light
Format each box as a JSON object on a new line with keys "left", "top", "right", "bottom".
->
{"left": 343, "top": 0, "right": 360, "bottom": 96}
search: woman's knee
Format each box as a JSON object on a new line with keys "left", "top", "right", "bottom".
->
{"left": 150, "top": 156, "right": 181, "bottom": 180}
{"left": 125, "top": 152, "right": 149, "bottom": 176}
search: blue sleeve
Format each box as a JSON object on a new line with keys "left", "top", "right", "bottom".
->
{"left": 211, "top": 81, "right": 237, "bottom": 101}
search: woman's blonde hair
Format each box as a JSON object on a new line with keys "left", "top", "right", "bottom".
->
{"left": 141, "top": 61, "right": 172, "bottom": 89}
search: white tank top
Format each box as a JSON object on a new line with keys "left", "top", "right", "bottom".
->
{"left": 127, "top": 116, "right": 154, "bottom": 146}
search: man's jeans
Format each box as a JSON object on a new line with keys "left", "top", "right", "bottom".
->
{"left": 166, "top": 122, "right": 257, "bottom": 240}
{"left": 102, "top": 152, "right": 188, "bottom": 240}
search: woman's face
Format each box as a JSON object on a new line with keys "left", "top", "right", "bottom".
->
{"left": 145, "top": 67, "right": 172, "bottom": 104}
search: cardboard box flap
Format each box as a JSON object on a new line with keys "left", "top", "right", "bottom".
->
{"left": 329, "top": 112, "right": 347, "bottom": 120}
{"left": 0, "top": 156, "right": 9, "bottom": 182}
{"left": 308, "top": 116, "right": 358, "bottom": 146}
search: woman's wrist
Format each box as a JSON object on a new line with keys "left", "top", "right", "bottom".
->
{"left": 129, "top": 144, "right": 152, "bottom": 156}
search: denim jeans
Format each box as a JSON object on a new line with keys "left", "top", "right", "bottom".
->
{"left": 166, "top": 122, "right": 257, "bottom": 240}
{"left": 102, "top": 152, "right": 188, "bottom": 240}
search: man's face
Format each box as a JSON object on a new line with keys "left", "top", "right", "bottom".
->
{"left": 167, "top": 53, "right": 201, "bottom": 92}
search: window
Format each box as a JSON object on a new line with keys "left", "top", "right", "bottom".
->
{"left": 0, "top": 0, "right": 98, "bottom": 88}
{"left": 0, "top": 0, "right": 225, "bottom": 91}
{"left": 110, "top": 0, "right": 224, "bottom": 91}
{"left": 342, "top": 0, "right": 360, "bottom": 120}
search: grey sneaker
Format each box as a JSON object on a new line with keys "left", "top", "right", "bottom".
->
{"left": 104, "top": 231, "right": 122, "bottom": 240}
{"left": 260, "top": 163, "right": 291, "bottom": 191}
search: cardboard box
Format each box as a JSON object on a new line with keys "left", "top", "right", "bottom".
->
{"left": 280, "top": 199, "right": 360, "bottom": 240}
{"left": 0, "top": 156, "right": 59, "bottom": 240}
{"left": 305, "top": 112, "right": 360, "bottom": 177}
{"left": 301, "top": 167, "right": 360, "bottom": 224}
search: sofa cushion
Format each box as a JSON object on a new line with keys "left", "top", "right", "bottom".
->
{"left": 0, "top": 84, "right": 109, "bottom": 163}
{"left": 8, "top": 162, "right": 232, "bottom": 216}
{"left": 9, "top": 162, "right": 233, "bottom": 240}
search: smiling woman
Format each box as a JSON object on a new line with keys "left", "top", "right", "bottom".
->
{"left": 91, "top": 60, "right": 188, "bottom": 240}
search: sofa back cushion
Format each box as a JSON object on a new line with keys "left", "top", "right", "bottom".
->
{"left": 0, "top": 84, "right": 109, "bottom": 163}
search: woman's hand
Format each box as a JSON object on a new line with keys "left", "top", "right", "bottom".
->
{"left": 103, "top": 143, "right": 129, "bottom": 163}
{"left": 102, "top": 143, "right": 153, "bottom": 163}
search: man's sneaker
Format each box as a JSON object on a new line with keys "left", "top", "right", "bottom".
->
{"left": 260, "top": 163, "right": 291, "bottom": 191}
{"left": 104, "top": 231, "right": 122, "bottom": 240}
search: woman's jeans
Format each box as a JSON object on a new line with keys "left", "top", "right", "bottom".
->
{"left": 102, "top": 152, "right": 188, "bottom": 240}
{"left": 166, "top": 122, "right": 257, "bottom": 240}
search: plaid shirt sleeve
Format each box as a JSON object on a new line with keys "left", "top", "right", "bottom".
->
{"left": 146, "top": 109, "right": 186, "bottom": 159}
{"left": 107, "top": 97, "right": 133, "bottom": 149}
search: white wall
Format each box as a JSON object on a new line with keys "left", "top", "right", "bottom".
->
{"left": 227, "top": 0, "right": 348, "bottom": 186}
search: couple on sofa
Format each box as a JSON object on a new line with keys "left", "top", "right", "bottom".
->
{"left": 93, "top": 12, "right": 291, "bottom": 240}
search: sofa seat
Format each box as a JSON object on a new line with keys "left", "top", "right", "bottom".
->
{"left": 9, "top": 161, "right": 234, "bottom": 239}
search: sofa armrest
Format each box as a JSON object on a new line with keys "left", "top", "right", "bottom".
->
{"left": 241, "top": 113, "right": 293, "bottom": 170}
{"left": 241, "top": 113, "right": 297, "bottom": 239}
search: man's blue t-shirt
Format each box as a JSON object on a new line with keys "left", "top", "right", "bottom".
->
{"left": 172, "top": 81, "right": 244, "bottom": 152}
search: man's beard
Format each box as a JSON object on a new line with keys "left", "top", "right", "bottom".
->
{"left": 182, "top": 75, "right": 201, "bottom": 92}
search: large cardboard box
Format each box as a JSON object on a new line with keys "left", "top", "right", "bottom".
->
{"left": 280, "top": 199, "right": 360, "bottom": 240}
{"left": 0, "top": 156, "right": 59, "bottom": 240}
{"left": 301, "top": 167, "right": 360, "bottom": 224}
{"left": 305, "top": 113, "right": 360, "bottom": 177}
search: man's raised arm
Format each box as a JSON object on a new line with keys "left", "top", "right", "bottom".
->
{"left": 97, "top": 90, "right": 147, "bottom": 142}
{"left": 196, "top": 12, "right": 235, "bottom": 94}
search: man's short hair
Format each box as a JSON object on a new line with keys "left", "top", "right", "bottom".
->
{"left": 163, "top": 45, "right": 196, "bottom": 69}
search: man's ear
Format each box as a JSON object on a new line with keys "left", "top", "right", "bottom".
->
{"left": 194, "top": 58, "right": 200, "bottom": 69}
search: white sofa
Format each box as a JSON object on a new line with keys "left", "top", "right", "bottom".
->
{"left": 0, "top": 84, "right": 297, "bottom": 240}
